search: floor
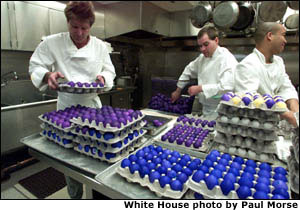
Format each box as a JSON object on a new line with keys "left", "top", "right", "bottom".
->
{"left": 1, "top": 161, "right": 87, "bottom": 199}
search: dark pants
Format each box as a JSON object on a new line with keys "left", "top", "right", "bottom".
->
{"left": 65, "top": 176, "right": 83, "bottom": 199}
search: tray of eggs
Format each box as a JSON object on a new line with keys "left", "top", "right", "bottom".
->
{"left": 175, "top": 115, "right": 216, "bottom": 131}
{"left": 116, "top": 144, "right": 204, "bottom": 199}
{"left": 143, "top": 115, "right": 173, "bottom": 136}
{"left": 159, "top": 124, "right": 213, "bottom": 152}
{"left": 186, "top": 150, "right": 290, "bottom": 199}
{"left": 288, "top": 147, "right": 299, "bottom": 194}
{"left": 58, "top": 81, "right": 105, "bottom": 94}
{"left": 220, "top": 92, "right": 288, "bottom": 113}
{"left": 40, "top": 126, "right": 75, "bottom": 149}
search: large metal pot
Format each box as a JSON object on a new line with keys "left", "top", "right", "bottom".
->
{"left": 285, "top": 14, "right": 299, "bottom": 29}
{"left": 231, "top": 2, "right": 255, "bottom": 31}
{"left": 190, "top": 2, "right": 212, "bottom": 28}
{"left": 213, "top": 1, "right": 240, "bottom": 29}
{"left": 259, "top": 1, "right": 287, "bottom": 22}
{"left": 116, "top": 76, "right": 133, "bottom": 87}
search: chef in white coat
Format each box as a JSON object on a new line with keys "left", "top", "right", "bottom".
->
{"left": 29, "top": 2, "right": 116, "bottom": 199}
{"left": 171, "top": 26, "right": 238, "bottom": 119}
{"left": 234, "top": 22, "right": 299, "bottom": 127}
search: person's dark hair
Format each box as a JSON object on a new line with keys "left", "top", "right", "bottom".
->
{"left": 64, "top": 1, "right": 95, "bottom": 26}
{"left": 197, "top": 26, "right": 219, "bottom": 40}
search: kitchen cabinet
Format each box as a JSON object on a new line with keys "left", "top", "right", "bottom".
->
{"left": 1, "top": 2, "right": 12, "bottom": 50}
{"left": 49, "top": 9, "right": 68, "bottom": 35}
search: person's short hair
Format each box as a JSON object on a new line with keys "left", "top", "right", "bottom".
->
{"left": 254, "top": 22, "right": 282, "bottom": 44}
{"left": 64, "top": 1, "right": 95, "bottom": 26}
{"left": 197, "top": 26, "right": 219, "bottom": 40}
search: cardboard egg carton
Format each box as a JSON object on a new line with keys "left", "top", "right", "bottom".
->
{"left": 40, "top": 123, "right": 77, "bottom": 140}
{"left": 71, "top": 121, "right": 146, "bottom": 144}
{"left": 116, "top": 145, "right": 202, "bottom": 199}
{"left": 184, "top": 190, "right": 206, "bottom": 199}
{"left": 187, "top": 151, "right": 290, "bottom": 199}
{"left": 176, "top": 115, "right": 216, "bottom": 131}
{"left": 217, "top": 115, "right": 278, "bottom": 132}
{"left": 70, "top": 115, "right": 145, "bottom": 133}
{"left": 73, "top": 129, "right": 147, "bottom": 153}
{"left": 39, "top": 115, "right": 73, "bottom": 131}
{"left": 58, "top": 81, "right": 105, "bottom": 94}
{"left": 217, "top": 103, "right": 280, "bottom": 122}
{"left": 214, "top": 132, "right": 277, "bottom": 154}
{"left": 40, "top": 131, "right": 74, "bottom": 149}
{"left": 73, "top": 136, "right": 147, "bottom": 163}
{"left": 215, "top": 123, "right": 278, "bottom": 141}
{"left": 213, "top": 142, "right": 276, "bottom": 164}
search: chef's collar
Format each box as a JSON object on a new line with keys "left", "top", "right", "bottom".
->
{"left": 211, "top": 46, "right": 221, "bottom": 58}
{"left": 66, "top": 33, "right": 91, "bottom": 58}
{"left": 254, "top": 48, "right": 274, "bottom": 64}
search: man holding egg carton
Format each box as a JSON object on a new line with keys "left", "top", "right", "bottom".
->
{"left": 234, "top": 22, "right": 299, "bottom": 128}
{"left": 29, "top": 2, "right": 116, "bottom": 199}
{"left": 171, "top": 26, "right": 238, "bottom": 120}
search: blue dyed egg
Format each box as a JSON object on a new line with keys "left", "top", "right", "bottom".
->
{"left": 170, "top": 180, "right": 183, "bottom": 191}
{"left": 206, "top": 154, "right": 218, "bottom": 162}
{"left": 238, "top": 177, "right": 254, "bottom": 188}
{"left": 172, "top": 164, "right": 182, "bottom": 173}
{"left": 221, "top": 153, "right": 232, "bottom": 161}
{"left": 192, "top": 170, "right": 205, "bottom": 183}
{"left": 137, "top": 158, "right": 147, "bottom": 167}
{"left": 145, "top": 153, "right": 153, "bottom": 161}
{"left": 153, "top": 157, "right": 162, "bottom": 165}
{"left": 273, "top": 173, "right": 288, "bottom": 182}
{"left": 136, "top": 150, "right": 145, "bottom": 158}
{"left": 121, "top": 158, "right": 131, "bottom": 168}
{"left": 274, "top": 167, "right": 287, "bottom": 175}
{"left": 149, "top": 171, "right": 160, "bottom": 183}
{"left": 272, "top": 188, "right": 289, "bottom": 199}
{"left": 265, "top": 99, "right": 275, "bottom": 109}
{"left": 171, "top": 151, "right": 181, "bottom": 158}
{"left": 194, "top": 192, "right": 204, "bottom": 199}
{"left": 203, "top": 159, "right": 214, "bottom": 168}
{"left": 159, "top": 175, "right": 171, "bottom": 188}
{"left": 182, "top": 167, "right": 193, "bottom": 177}
{"left": 233, "top": 156, "right": 244, "bottom": 164}
{"left": 199, "top": 165, "right": 209, "bottom": 174}
{"left": 257, "top": 177, "right": 270, "bottom": 185}
{"left": 187, "top": 162, "right": 198, "bottom": 170}
{"left": 223, "top": 173, "right": 236, "bottom": 183}
{"left": 157, "top": 166, "right": 168, "bottom": 175}
{"left": 129, "top": 164, "right": 140, "bottom": 174}
{"left": 272, "top": 180, "right": 288, "bottom": 191}
{"left": 244, "top": 166, "right": 256, "bottom": 174}
{"left": 147, "top": 162, "right": 156, "bottom": 171}
{"left": 241, "top": 172, "right": 255, "bottom": 181}
{"left": 179, "top": 159, "right": 188, "bottom": 167}
{"left": 161, "top": 160, "right": 172, "bottom": 169}
{"left": 255, "top": 183, "right": 270, "bottom": 193}
{"left": 139, "top": 166, "right": 150, "bottom": 178}
{"left": 272, "top": 194, "right": 285, "bottom": 199}
{"left": 218, "top": 158, "right": 229, "bottom": 166}
{"left": 167, "top": 170, "right": 177, "bottom": 179}
{"left": 221, "top": 94, "right": 231, "bottom": 101}
{"left": 237, "top": 186, "right": 252, "bottom": 199}
{"left": 258, "top": 170, "right": 271, "bottom": 178}
{"left": 242, "top": 96, "right": 252, "bottom": 106}
{"left": 215, "top": 164, "right": 226, "bottom": 172}
{"left": 205, "top": 175, "right": 219, "bottom": 190}
{"left": 128, "top": 154, "right": 138, "bottom": 163}
{"left": 245, "top": 159, "right": 257, "bottom": 168}
{"left": 211, "top": 169, "right": 223, "bottom": 179}
{"left": 230, "top": 162, "right": 242, "bottom": 171}
{"left": 177, "top": 172, "right": 188, "bottom": 183}
{"left": 181, "top": 154, "right": 192, "bottom": 162}
{"left": 155, "top": 146, "right": 163, "bottom": 153}
{"left": 220, "top": 179, "right": 235, "bottom": 195}
{"left": 253, "top": 191, "right": 269, "bottom": 199}
{"left": 259, "top": 163, "right": 272, "bottom": 171}
{"left": 210, "top": 149, "right": 221, "bottom": 157}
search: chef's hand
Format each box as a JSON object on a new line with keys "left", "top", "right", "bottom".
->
{"left": 171, "top": 88, "right": 181, "bottom": 103}
{"left": 188, "top": 85, "right": 202, "bottom": 96}
{"left": 44, "top": 72, "right": 65, "bottom": 90}
{"left": 96, "top": 75, "right": 105, "bottom": 85}
{"left": 280, "top": 111, "right": 298, "bottom": 128}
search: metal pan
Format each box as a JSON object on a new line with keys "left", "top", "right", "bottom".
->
{"left": 285, "top": 14, "right": 299, "bottom": 29}
{"left": 190, "top": 2, "right": 212, "bottom": 28}
{"left": 231, "top": 2, "right": 255, "bottom": 31}
{"left": 213, "top": 1, "right": 239, "bottom": 29}
{"left": 259, "top": 1, "right": 287, "bottom": 22}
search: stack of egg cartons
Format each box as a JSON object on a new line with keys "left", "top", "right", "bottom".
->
{"left": 186, "top": 149, "right": 290, "bottom": 199}
{"left": 214, "top": 92, "right": 288, "bottom": 164}
{"left": 117, "top": 144, "right": 202, "bottom": 198}
{"left": 70, "top": 105, "right": 147, "bottom": 163}
{"left": 39, "top": 107, "right": 77, "bottom": 148}
{"left": 287, "top": 121, "right": 299, "bottom": 196}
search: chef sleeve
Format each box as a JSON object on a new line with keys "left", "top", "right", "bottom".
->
{"left": 98, "top": 44, "right": 116, "bottom": 91}
{"left": 234, "top": 61, "right": 260, "bottom": 95}
{"left": 177, "top": 58, "right": 198, "bottom": 89}
{"left": 202, "top": 56, "right": 237, "bottom": 98}
{"left": 29, "top": 40, "right": 55, "bottom": 91}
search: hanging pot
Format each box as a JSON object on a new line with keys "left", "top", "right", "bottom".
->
{"left": 258, "top": 1, "right": 287, "bottom": 22}
{"left": 190, "top": 2, "right": 212, "bottom": 28}
{"left": 287, "top": 1, "right": 299, "bottom": 10}
{"left": 231, "top": 2, "right": 255, "bottom": 31}
{"left": 285, "top": 14, "right": 299, "bottom": 29}
{"left": 213, "top": 1, "right": 240, "bottom": 29}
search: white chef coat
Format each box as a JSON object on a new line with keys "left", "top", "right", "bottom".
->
{"left": 29, "top": 32, "right": 116, "bottom": 110}
{"left": 234, "top": 48, "right": 298, "bottom": 102}
{"left": 177, "top": 46, "right": 238, "bottom": 116}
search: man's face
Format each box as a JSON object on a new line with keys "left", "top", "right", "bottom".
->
{"left": 197, "top": 33, "right": 219, "bottom": 58}
{"left": 270, "top": 24, "right": 287, "bottom": 55}
{"left": 68, "top": 17, "right": 91, "bottom": 45}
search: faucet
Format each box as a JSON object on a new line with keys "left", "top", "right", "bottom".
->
{"left": 1, "top": 71, "right": 18, "bottom": 87}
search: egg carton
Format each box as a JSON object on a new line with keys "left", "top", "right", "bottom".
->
{"left": 73, "top": 129, "right": 147, "bottom": 154}
{"left": 73, "top": 136, "right": 147, "bottom": 163}
{"left": 216, "top": 123, "right": 278, "bottom": 141}
{"left": 70, "top": 115, "right": 145, "bottom": 133}
{"left": 220, "top": 99, "right": 287, "bottom": 113}
{"left": 38, "top": 115, "right": 74, "bottom": 131}
{"left": 174, "top": 122, "right": 215, "bottom": 131}
{"left": 214, "top": 132, "right": 277, "bottom": 154}
{"left": 40, "top": 131, "right": 74, "bottom": 149}
{"left": 183, "top": 190, "right": 206, "bottom": 199}
{"left": 71, "top": 121, "right": 146, "bottom": 144}
{"left": 58, "top": 82, "right": 105, "bottom": 94}
{"left": 158, "top": 134, "right": 213, "bottom": 153}
{"left": 213, "top": 142, "right": 276, "bottom": 164}
{"left": 40, "top": 123, "right": 77, "bottom": 140}
{"left": 217, "top": 103, "right": 280, "bottom": 122}
{"left": 291, "top": 134, "right": 299, "bottom": 164}
{"left": 117, "top": 145, "right": 202, "bottom": 199}
{"left": 187, "top": 150, "right": 290, "bottom": 199}
{"left": 175, "top": 115, "right": 216, "bottom": 131}
{"left": 288, "top": 147, "right": 299, "bottom": 179}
